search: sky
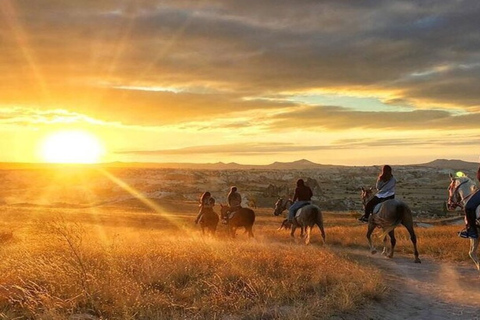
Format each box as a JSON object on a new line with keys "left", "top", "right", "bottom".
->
{"left": 1, "top": 0, "right": 480, "bottom": 166}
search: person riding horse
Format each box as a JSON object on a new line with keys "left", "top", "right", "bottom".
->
{"left": 458, "top": 166, "right": 480, "bottom": 239}
{"left": 359, "top": 165, "right": 396, "bottom": 223}
{"left": 288, "top": 179, "right": 313, "bottom": 223}
{"left": 195, "top": 191, "right": 214, "bottom": 224}
{"left": 225, "top": 186, "right": 242, "bottom": 219}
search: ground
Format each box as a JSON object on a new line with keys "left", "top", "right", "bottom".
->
{"left": 337, "top": 249, "right": 480, "bottom": 320}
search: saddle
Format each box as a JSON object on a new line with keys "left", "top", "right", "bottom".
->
{"left": 294, "top": 202, "right": 311, "bottom": 218}
{"left": 372, "top": 199, "right": 397, "bottom": 215}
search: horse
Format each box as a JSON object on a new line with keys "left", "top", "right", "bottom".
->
{"left": 360, "top": 187, "right": 421, "bottom": 263}
{"left": 198, "top": 207, "right": 219, "bottom": 236}
{"left": 274, "top": 198, "right": 325, "bottom": 245}
{"left": 447, "top": 174, "right": 480, "bottom": 271}
{"left": 219, "top": 204, "right": 255, "bottom": 238}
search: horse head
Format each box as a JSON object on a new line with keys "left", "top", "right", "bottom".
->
{"left": 447, "top": 174, "right": 477, "bottom": 211}
{"left": 273, "top": 198, "right": 284, "bottom": 216}
{"left": 273, "top": 198, "right": 293, "bottom": 216}
{"left": 220, "top": 204, "right": 230, "bottom": 222}
{"left": 360, "top": 186, "right": 374, "bottom": 207}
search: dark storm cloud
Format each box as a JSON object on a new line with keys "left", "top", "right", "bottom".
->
{"left": 2, "top": 0, "right": 480, "bottom": 125}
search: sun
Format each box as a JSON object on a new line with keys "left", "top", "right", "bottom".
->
{"left": 40, "top": 130, "right": 104, "bottom": 164}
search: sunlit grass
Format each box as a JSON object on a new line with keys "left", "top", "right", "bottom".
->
{"left": 0, "top": 206, "right": 385, "bottom": 319}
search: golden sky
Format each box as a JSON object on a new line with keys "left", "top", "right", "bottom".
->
{"left": 1, "top": 0, "right": 480, "bottom": 165}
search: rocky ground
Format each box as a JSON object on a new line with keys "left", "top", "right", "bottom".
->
{"left": 0, "top": 163, "right": 475, "bottom": 218}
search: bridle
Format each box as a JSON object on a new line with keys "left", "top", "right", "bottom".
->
{"left": 448, "top": 178, "right": 477, "bottom": 210}
{"left": 360, "top": 188, "right": 375, "bottom": 208}
{"left": 274, "top": 198, "right": 292, "bottom": 216}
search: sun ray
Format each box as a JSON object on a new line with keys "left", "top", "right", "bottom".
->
{"left": 1, "top": 0, "right": 49, "bottom": 99}
{"left": 97, "top": 168, "right": 186, "bottom": 229}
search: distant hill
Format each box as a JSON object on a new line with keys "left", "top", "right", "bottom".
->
{"left": 413, "top": 159, "right": 478, "bottom": 170}
{"left": 104, "top": 159, "right": 331, "bottom": 170}
{"left": 0, "top": 158, "right": 476, "bottom": 171}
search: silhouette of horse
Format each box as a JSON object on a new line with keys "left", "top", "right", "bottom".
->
{"left": 447, "top": 174, "right": 480, "bottom": 271}
{"left": 198, "top": 207, "right": 219, "bottom": 236}
{"left": 220, "top": 205, "right": 255, "bottom": 238}
{"left": 274, "top": 198, "right": 325, "bottom": 245}
{"left": 361, "top": 187, "right": 421, "bottom": 263}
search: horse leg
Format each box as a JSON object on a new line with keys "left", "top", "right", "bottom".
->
{"left": 366, "top": 223, "right": 377, "bottom": 254}
{"left": 290, "top": 225, "right": 296, "bottom": 239}
{"left": 403, "top": 223, "right": 421, "bottom": 263}
{"left": 247, "top": 226, "right": 254, "bottom": 238}
{"left": 230, "top": 226, "right": 236, "bottom": 238}
{"left": 304, "top": 226, "right": 311, "bottom": 245}
{"left": 386, "top": 230, "right": 396, "bottom": 259}
{"left": 469, "top": 238, "right": 480, "bottom": 271}
{"left": 381, "top": 233, "right": 388, "bottom": 256}
{"left": 316, "top": 221, "right": 326, "bottom": 244}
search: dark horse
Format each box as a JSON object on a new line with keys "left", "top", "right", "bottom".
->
{"left": 220, "top": 204, "right": 255, "bottom": 238}
{"left": 361, "top": 187, "right": 421, "bottom": 263}
{"left": 198, "top": 207, "right": 219, "bottom": 236}
{"left": 274, "top": 198, "right": 325, "bottom": 245}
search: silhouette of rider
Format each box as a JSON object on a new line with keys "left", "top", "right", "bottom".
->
{"left": 227, "top": 186, "right": 242, "bottom": 214}
{"left": 195, "top": 191, "right": 214, "bottom": 224}
{"left": 288, "top": 179, "right": 313, "bottom": 222}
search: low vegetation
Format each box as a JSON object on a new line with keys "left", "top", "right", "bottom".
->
{"left": 0, "top": 204, "right": 472, "bottom": 319}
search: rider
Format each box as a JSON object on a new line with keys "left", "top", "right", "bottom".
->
{"left": 288, "top": 179, "right": 313, "bottom": 223}
{"left": 459, "top": 166, "right": 480, "bottom": 239}
{"left": 227, "top": 186, "right": 242, "bottom": 213}
{"left": 195, "top": 191, "right": 214, "bottom": 224}
{"left": 359, "top": 165, "right": 396, "bottom": 223}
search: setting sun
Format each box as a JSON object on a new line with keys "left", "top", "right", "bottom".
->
{"left": 40, "top": 130, "right": 104, "bottom": 164}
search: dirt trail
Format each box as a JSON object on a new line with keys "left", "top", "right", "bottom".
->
{"left": 337, "top": 248, "right": 480, "bottom": 320}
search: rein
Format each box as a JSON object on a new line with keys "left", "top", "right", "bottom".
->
{"left": 450, "top": 179, "right": 478, "bottom": 209}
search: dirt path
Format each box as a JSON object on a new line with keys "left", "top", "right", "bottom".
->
{"left": 337, "top": 248, "right": 480, "bottom": 320}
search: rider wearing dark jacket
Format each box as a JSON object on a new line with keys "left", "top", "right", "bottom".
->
{"left": 459, "top": 166, "right": 480, "bottom": 239}
{"left": 288, "top": 179, "right": 313, "bottom": 222}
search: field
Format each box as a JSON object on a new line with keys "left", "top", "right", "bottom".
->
{"left": 0, "top": 198, "right": 478, "bottom": 319}
{"left": 1, "top": 164, "right": 479, "bottom": 319}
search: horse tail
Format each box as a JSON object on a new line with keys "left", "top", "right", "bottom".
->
{"left": 378, "top": 202, "right": 405, "bottom": 239}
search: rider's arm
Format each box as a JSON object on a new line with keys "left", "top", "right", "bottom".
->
{"left": 292, "top": 188, "right": 299, "bottom": 202}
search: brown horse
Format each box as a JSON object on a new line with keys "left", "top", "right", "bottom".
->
{"left": 198, "top": 207, "right": 219, "bottom": 236}
{"left": 361, "top": 187, "right": 421, "bottom": 263}
{"left": 220, "top": 204, "right": 255, "bottom": 238}
{"left": 275, "top": 198, "right": 325, "bottom": 245}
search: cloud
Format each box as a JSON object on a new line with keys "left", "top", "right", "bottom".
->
{"left": 2, "top": 0, "right": 480, "bottom": 128}
{"left": 267, "top": 105, "right": 480, "bottom": 131}
{"left": 116, "top": 133, "right": 480, "bottom": 156}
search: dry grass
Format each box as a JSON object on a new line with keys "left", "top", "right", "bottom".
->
{"left": 1, "top": 204, "right": 473, "bottom": 319}
{"left": 0, "top": 205, "right": 385, "bottom": 320}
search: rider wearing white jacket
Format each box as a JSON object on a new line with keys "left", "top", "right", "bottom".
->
{"left": 359, "top": 165, "right": 396, "bottom": 222}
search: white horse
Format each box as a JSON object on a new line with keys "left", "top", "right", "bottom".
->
{"left": 274, "top": 198, "right": 326, "bottom": 245}
{"left": 447, "top": 174, "right": 480, "bottom": 271}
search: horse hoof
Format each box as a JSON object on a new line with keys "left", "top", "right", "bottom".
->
{"left": 371, "top": 250, "right": 377, "bottom": 255}
{"left": 414, "top": 258, "right": 421, "bottom": 264}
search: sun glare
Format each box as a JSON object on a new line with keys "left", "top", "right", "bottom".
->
{"left": 40, "top": 130, "right": 104, "bottom": 164}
